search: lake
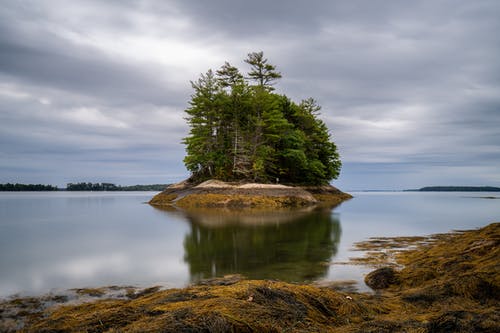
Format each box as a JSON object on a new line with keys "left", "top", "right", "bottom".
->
{"left": 1, "top": 191, "right": 499, "bottom": 298}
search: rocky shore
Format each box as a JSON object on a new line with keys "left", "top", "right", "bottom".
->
{"left": 149, "top": 179, "right": 353, "bottom": 208}
{"left": 2, "top": 223, "right": 498, "bottom": 332}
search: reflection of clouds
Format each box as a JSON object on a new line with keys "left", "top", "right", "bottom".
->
{"left": 0, "top": 193, "right": 192, "bottom": 297}
{"left": 153, "top": 205, "right": 322, "bottom": 227}
{"left": 5, "top": 192, "right": 499, "bottom": 298}
{"left": 328, "top": 192, "right": 500, "bottom": 290}
{"left": 147, "top": 259, "right": 187, "bottom": 278}
{"left": 53, "top": 253, "right": 130, "bottom": 279}
{"left": 19, "top": 251, "right": 189, "bottom": 296}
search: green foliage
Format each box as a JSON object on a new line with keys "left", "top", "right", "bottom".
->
{"left": 183, "top": 52, "right": 342, "bottom": 185}
{"left": 244, "top": 51, "right": 282, "bottom": 90}
{"left": 418, "top": 186, "right": 500, "bottom": 192}
{"left": 66, "top": 183, "right": 168, "bottom": 191}
{"left": 183, "top": 209, "right": 341, "bottom": 282}
{"left": 0, "top": 183, "right": 58, "bottom": 191}
{"left": 0, "top": 183, "right": 168, "bottom": 191}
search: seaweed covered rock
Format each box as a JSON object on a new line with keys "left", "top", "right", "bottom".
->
{"left": 364, "top": 267, "right": 400, "bottom": 290}
{"left": 6, "top": 223, "right": 499, "bottom": 332}
{"left": 149, "top": 179, "right": 352, "bottom": 208}
{"left": 18, "top": 280, "right": 377, "bottom": 332}
{"left": 427, "top": 310, "right": 500, "bottom": 333}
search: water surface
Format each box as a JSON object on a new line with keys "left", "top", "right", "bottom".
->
{"left": 0, "top": 191, "right": 499, "bottom": 297}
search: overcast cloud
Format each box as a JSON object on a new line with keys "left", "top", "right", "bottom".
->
{"left": 1, "top": 0, "right": 499, "bottom": 189}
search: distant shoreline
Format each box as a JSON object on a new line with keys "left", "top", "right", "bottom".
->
{"left": 0, "top": 183, "right": 169, "bottom": 192}
{"left": 406, "top": 186, "right": 500, "bottom": 192}
{"left": 3, "top": 183, "right": 499, "bottom": 193}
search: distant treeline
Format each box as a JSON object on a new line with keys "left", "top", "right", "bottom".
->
{"left": 0, "top": 183, "right": 58, "bottom": 191}
{"left": 0, "top": 183, "right": 169, "bottom": 191}
{"left": 418, "top": 186, "right": 500, "bottom": 192}
{"left": 66, "top": 183, "right": 168, "bottom": 191}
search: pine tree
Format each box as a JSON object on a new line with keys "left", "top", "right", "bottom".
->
{"left": 182, "top": 52, "right": 342, "bottom": 185}
{"left": 244, "top": 51, "right": 282, "bottom": 90}
{"left": 216, "top": 62, "right": 252, "bottom": 178}
{"left": 183, "top": 70, "right": 224, "bottom": 179}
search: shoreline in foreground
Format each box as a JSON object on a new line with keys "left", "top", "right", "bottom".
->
{"left": 2, "top": 222, "right": 498, "bottom": 332}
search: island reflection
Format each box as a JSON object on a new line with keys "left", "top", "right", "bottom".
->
{"left": 154, "top": 206, "right": 341, "bottom": 283}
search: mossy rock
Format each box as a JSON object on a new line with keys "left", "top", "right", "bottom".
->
{"left": 148, "top": 179, "right": 352, "bottom": 209}
{"left": 364, "top": 267, "right": 400, "bottom": 290}
{"left": 5, "top": 223, "right": 500, "bottom": 332}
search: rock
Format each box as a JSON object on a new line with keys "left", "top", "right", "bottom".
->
{"left": 149, "top": 179, "right": 352, "bottom": 208}
{"left": 364, "top": 267, "right": 400, "bottom": 290}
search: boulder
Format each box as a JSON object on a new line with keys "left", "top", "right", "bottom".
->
{"left": 365, "top": 267, "right": 400, "bottom": 290}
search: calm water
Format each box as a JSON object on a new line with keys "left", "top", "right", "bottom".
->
{"left": 0, "top": 191, "right": 499, "bottom": 297}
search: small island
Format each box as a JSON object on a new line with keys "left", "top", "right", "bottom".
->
{"left": 149, "top": 179, "right": 352, "bottom": 208}
{"left": 415, "top": 186, "right": 500, "bottom": 192}
{"left": 150, "top": 52, "right": 351, "bottom": 208}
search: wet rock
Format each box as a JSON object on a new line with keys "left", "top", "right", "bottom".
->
{"left": 427, "top": 311, "right": 476, "bottom": 333}
{"left": 149, "top": 179, "right": 352, "bottom": 208}
{"left": 365, "top": 267, "right": 399, "bottom": 290}
{"left": 197, "top": 274, "right": 243, "bottom": 286}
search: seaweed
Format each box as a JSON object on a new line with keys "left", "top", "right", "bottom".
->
{"left": 4, "top": 223, "right": 498, "bottom": 332}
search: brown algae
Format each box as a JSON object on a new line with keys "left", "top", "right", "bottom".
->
{"left": 2, "top": 222, "right": 498, "bottom": 332}
{"left": 148, "top": 179, "right": 352, "bottom": 209}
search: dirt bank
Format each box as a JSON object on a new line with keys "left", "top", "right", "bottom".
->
{"left": 149, "top": 179, "right": 353, "bottom": 208}
{"left": 2, "top": 223, "right": 498, "bottom": 332}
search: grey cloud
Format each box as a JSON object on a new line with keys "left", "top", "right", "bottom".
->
{"left": 175, "top": 0, "right": 497, "bottom": 39}
{"left": 0, "top": 0, "right": 499, "bottom": 189}
{"left": 0, "top": 34, "right": 184, "bottom": 106}
{"left": 175, "top": 1, "right": 413, "bottom": 37}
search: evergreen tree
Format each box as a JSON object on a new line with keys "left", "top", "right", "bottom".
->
{"left": 216, "top": 62, "right": 244, "bottom": 89}
{"left": 216, "top": 63, "right": 252, "bottom": 178}
{"left": 244, "top": 51, "right": 282, "bottom": 90}
{"left": 182, "top": 52, "right": 342, "bottom": 185}
{"left": 183, "top": 70, "right": 225, "bottom": 178}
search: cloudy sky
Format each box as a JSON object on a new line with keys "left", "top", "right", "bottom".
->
{"left": 1, "top": 0, "right": 499, "bottom": 190}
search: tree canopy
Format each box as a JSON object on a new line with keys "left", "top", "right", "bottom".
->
{"left": 183, "top": 52, "right": 341, "bottom": 185}
{"left": 0, "top": 183, "right": 58, "bottom": 191}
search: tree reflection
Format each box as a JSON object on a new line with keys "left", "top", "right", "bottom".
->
{"left": 181, "top": 208, "right": 341, "bottom": 283}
